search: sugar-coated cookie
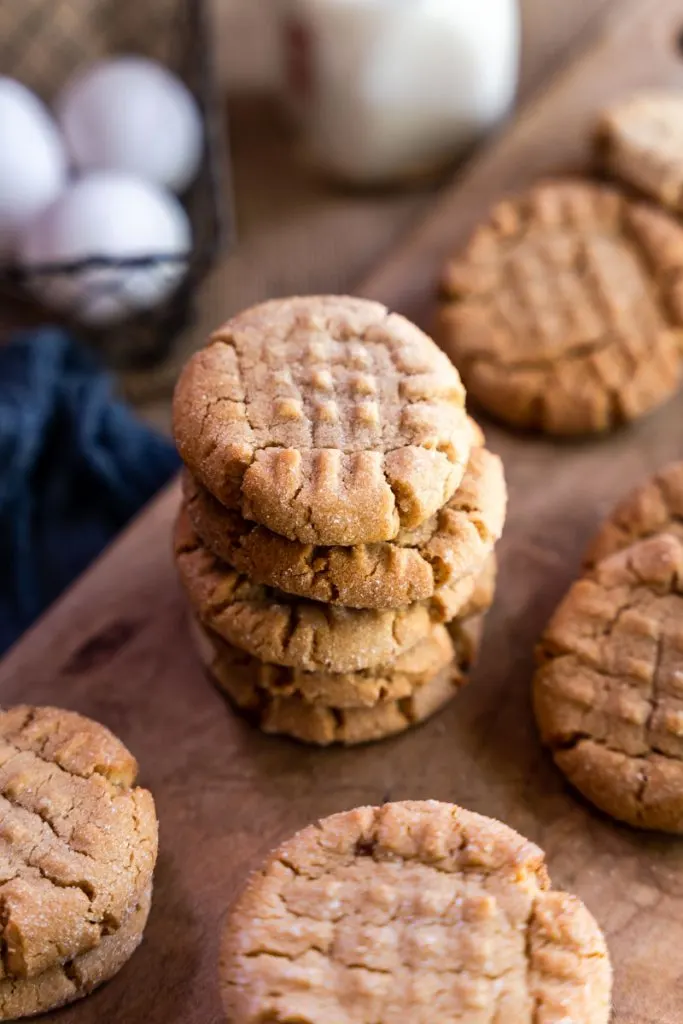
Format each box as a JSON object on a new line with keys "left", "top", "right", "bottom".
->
{"left": 183, "top": 428, "right": 505, "bottom": 610}
{"left": 221, "top": 801, "right": 612, "bottom": 1021}
{"left": 173, "top": 295, "right": 471, "bottom": 545}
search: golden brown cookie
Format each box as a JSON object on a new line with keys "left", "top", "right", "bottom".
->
{"left": 584, "top": 459, "right": 683, "bottom": 567}
{"left": 183, "top": 437, "right": 506, "bottom": 610}
{"left": 208, "top": 610, "right": 481, "bottom": 741}
{"left": 438, "top": 179, "right": 683, "bottom": 434}
{"left": 535, "top": 533, "right": 683, "bottom": 833}
{"left": 214, "top": 657, "right": 474, "bottom": 746}
{"left": 191, "top": 618, "right": 460, "bottom": 709}
{"left": 220, "top": 801, "right": 612, "bottom": 1021}
{"left": 0, "top": 886, "right": 151, "bottom": 1021}
{"left": 203, "top": 643, "right": 477, "bottom": 746}
{"left": 173, "top": 295, "right": 471, "bottom": 545}
{"left": 174, "top": 508, "right": 480, "bottom": 673}
{"left": 598, "top": 91, "right": 683, "bottom": 211}
{"left": 0, "top": 706, "right": 158, "bottom": 984}
{"left": 187, "top": 554, "right": 496, "bottom": 712}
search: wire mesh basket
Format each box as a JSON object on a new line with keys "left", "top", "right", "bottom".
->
{"left": 0, "top": 0, "right": 231, "bottom": 367}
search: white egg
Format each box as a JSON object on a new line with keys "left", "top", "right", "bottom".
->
{"left": 57, "top": 56, "right": 203, "bottom": 193}
{"left": 19, "top": 171, "right": 192, "bottom": 326}
{"left": 0, "top": 78, "right": 67, "bottom": 259}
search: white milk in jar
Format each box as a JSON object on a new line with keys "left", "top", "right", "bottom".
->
{"left": 275, "top": 0, "right": 519, "bottom": 184}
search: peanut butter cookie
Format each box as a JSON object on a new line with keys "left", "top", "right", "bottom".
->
{"left": 173, "top": 295, "right": 471, "bottom": 545}
{"left": 535, "top": 534, "right": 683, "bottom": 832}
{"left": 209, "top": 646, "right": 479, "bottom": 746}
{"left": 220, "top": 801, "right": 612, "bottom": 1021}
{"left": 585, "top": 459, "right": 683, "bottom": 567}
{"left": 598, "top": 91, "right": 683, "bottom": 211}
{"left": 174, "top": 508, "right": 480, "bottom": 673}
{"left": 0, "top": 706, "right": 158, "bottom": 987}
{"left": 182, "top": 431, "right": 506, "bottom": 610}
{"left": 191, "top": 618, "right": 461, "bottom": 710}
{"left": 438, "top": 179, "right": 683, "bottom": 434}
{"left": 0, "top": 886, "right": 151, "bottom": 1020}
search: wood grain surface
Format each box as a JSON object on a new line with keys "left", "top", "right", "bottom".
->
{"left": 3, "top": 0, "right": 683, "bottom": 1021}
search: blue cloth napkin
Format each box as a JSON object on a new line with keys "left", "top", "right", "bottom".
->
{"left": 0, "top": 329, "right": 180, "bottom": 654}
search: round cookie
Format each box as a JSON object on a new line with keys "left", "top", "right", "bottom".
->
{"left": 0, "top": 706, "right": 158, "bottom": 984}
{"left": 182, "top": 434, "right": 506, "bottom": 610}
{"left": 173, "top": 295, "right": 471, "bottom": 545}
{"left": 597, "top": 91, "right": 683, "bottom": 211}
{"left": 0, "top": 886, "right": 151, "bottom": 1020}
{"left": 535, "top": 533, "right": 683, "bottom": 833}
{"left": 204, "top": 633, "right": 480, "bottom": 746}
{"left": 189, "top": 555, "right": 495, "bottom": 712}
{"left": 584, "top": 459, "right": 683, "bottom": 567}
{"left": 220, "top": 801, "right": 612, "bottom": 1021}
{"left": 191, "top": 619, "right": 459, "bottom": 710}
{"left": 174, "top": 508, "right": 480, "bottom": 674}
{"left": 437, "top": 179, "right": 683, "bottom": 434}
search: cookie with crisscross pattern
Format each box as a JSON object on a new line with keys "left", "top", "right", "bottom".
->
{"left": 182, "top": 428, "right": 505, "bottom": 610}
{"left": 0, "top": 706, "right": 157, "bottom": 1001}
{"left": 536, "top": 533, "right": 683, "bottom": 832}
{"left": 174, "top": 507, "right": 484, "bottom": 674}
{"left": 173, "top": 295, "right": 471, "bottom": 545}
{"left": 220, "top": 801, "right": 612, "bottom": 1022}
{"left": 438, "top": 179, "right": 683, "bottom": 434}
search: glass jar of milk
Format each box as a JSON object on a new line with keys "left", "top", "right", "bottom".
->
{"left": 275, "top": 0, "right": 519, "bottom": 184}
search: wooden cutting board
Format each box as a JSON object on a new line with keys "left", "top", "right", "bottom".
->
{"left": 3, "top": 0, "right": 683, "bottom": 1020}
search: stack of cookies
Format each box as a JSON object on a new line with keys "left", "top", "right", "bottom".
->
{"left": 172, "top": 296, "right": 507, "bottom": 746}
